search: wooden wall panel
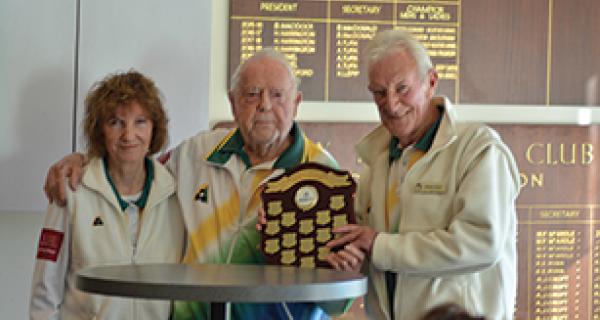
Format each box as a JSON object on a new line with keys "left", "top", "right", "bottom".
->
{"left": 460, "top": 0, "right": 549, "bottom": 104}
{"left": 550, "top": 0, "right": 600, "bottom": 105}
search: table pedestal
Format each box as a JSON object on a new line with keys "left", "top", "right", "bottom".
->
{"left": 211, "top": 302, "right": 230, "bottom": 320}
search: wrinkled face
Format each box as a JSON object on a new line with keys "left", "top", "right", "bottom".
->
{"left": 368, "top": 49, "right": 437, "bottom": 146}
{"left": 229, "top": 57, "right": 301, "bottom": 148}
{"left": 103, "top": 101, "right": 153, "bottom": 167}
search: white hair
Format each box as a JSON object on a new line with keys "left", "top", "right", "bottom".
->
{"left": 363, "top": 29, "right": 433, "bottom": 80}
{"left": 229, "top": 48, "right": 299, "bottom": 93}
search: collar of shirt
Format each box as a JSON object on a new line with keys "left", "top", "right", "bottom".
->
{"left": 103, "top": 157, "right": 154, "bottom": 212}
{"left": 206, "top": 122, "right": 305, "bottom": 169}
{"left": 388, "top": 109, "right": 443, "bottom": 163}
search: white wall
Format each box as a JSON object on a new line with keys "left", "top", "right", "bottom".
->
{"left": 0, "top": 0, "right": 212, "bottom": 318}
{"left": 76, "top": 0, "right": 211, "bottom": 151}
{"left": 0, "top": 1, "right": 75, "bottom": 316}
{"left": 0, "top": 0, "right": 75, "bottom": 213}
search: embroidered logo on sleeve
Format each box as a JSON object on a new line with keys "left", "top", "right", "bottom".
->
{"left": 36, "top": 228, "right": 64, "bottom": 262}
{"left": 194, "top": 183, "right": 209, "bottom": 203}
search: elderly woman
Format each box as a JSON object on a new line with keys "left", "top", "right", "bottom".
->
{"left": 29, "top": 70, "right": 184, "bottom": 319}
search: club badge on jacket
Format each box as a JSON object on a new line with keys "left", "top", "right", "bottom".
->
{"left": 195, "top": 183, "right": 209, "bottom": 203}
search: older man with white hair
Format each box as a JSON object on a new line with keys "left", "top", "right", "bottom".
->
{"left": 327, "top": 29, "right": 520, "bottom": 320}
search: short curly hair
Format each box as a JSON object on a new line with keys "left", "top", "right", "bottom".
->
{"left": 83, "top": 70, "right": 168, "bottom": 158}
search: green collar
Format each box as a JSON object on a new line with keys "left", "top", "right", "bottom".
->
{"left": 389, "top": 111, "right": 443, "bottom": 162}
{"left": 206, "top": 129, "right": 252, "bottom": 167}
{"left": 206, "top": 122, "right": 305, "bottom": 169}
{"left": 103, "top": 157, "right": 154, "bottom": 211}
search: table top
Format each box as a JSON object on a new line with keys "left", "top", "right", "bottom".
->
{"left": 76, "top": 263, "right": 367, "bottom": 302}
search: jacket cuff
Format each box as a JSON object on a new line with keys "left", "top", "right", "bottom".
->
{"left": 371, "top": 232, "right": 395, "bottom": 271}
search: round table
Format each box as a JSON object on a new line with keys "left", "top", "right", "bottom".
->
{"left": 76, "top": 263, "right": 367, "bottom": 320}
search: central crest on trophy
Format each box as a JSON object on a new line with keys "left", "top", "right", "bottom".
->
{"left": 261, "top": 162, "right": 356, "bottom": 268}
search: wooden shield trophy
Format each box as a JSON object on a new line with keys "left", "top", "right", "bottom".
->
{"left": 261, "top": 162, "right": 356, "bottom": 268}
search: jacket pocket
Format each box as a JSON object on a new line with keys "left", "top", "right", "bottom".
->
{"left": 401, "top": 193, "right": 453, "bottom": 231}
